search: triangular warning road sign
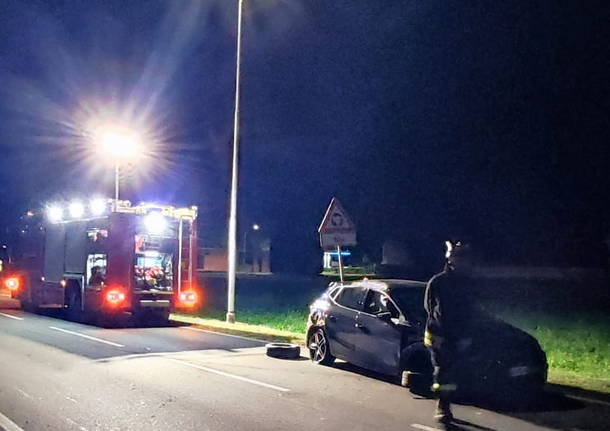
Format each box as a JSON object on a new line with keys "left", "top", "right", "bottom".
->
{"left": 318, "top": 197, "right": 356, "bottom": 233}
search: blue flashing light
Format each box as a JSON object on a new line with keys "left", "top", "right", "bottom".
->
{"left": 327, "top": 251, "right": 351, "bottom": 257}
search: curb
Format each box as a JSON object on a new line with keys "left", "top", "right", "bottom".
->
{"left": 170, "top": 314, "right": 306, "bottom": 346}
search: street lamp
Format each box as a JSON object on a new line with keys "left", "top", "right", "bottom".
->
{"left": 227, "top": 0, "right": 245, "bottom": 323}
{"left": 94, "top": 126, "right": 141, "bottom": 210}
{"left": 242, "top": 223, "right": 261, "bottom": 265}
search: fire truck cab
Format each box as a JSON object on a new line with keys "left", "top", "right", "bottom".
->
{"left": 11, "top": 200, "right": 198, "bottom": 324}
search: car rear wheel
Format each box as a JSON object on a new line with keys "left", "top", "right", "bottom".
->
{"left": 308, "top": 328, "right": 335, "bottom": 366}
{"left": 403, "top": 349, "right": 433, "bottom": 396}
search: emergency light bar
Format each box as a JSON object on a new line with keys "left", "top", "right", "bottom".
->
{"left": 46, "top": 199, "right": 110, "bottom": 223}
{"left": 44, "top": 199, "right": 197, "bottom": 223}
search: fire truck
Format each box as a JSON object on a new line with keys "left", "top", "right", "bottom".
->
{"left": 6, "top": 199, "right": 198, "bottom": 324}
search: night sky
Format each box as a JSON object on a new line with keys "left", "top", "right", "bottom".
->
{"left": 0, "top": 1, "right": 608, "bottom": 273}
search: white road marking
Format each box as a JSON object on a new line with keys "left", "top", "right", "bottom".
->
{"left": 0, "top": 312, "right": 23, "bottom": 321}
{"left": 411, "top": 424, "right": 443, "bottom": 431}
{"left": 66, "top": 418, "right": 88, "bottom": 431}
{"left": 180, "top": 326, "right": 268, "bottom": 344}
{"left": 169, "top": 358, "right": 290, "bottom": 392}
{"left": 16, "top": 388, "right": 32, "bottom": 399}
{"left": 49, "top": 326, "right": 125, "bottom": 347}
{"left": 566, "top": 394, "right": 610, "bottom": 407}
{"left": 66, "top": 396, "right": 78, "bottom": 403}
{"left": 0, "top": 410, "right": 25, "bottom": 431}
{"left": 91, "top": 347, "right": 267, "bottom": 364}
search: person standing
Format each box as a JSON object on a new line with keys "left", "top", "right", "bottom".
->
{"left": 424, "top": 240, "right": 476, "bottom": 426}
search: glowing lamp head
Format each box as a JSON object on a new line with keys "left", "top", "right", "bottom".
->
{"left": 97, "top": 127, "right": 140, "bottom": 160}
{"left": 5, "top": 277, "right": 20, "bottom": 291}
{"left": 252, "top": 224, "right": 260, "bottom": 231}
{"left": 90, "top": 199, "right": 107, "bottom": 216}
{"left": 144, "top": 212, "right": 167, "bottom": 234}
{"left": 47, "top": 206, "right": 63, "bottom": 223}
{"left": 106, "top": 289, "right": 126, "bottom": 305}
{"left": 69, "top": 201, "right": 85, "bottom": 218}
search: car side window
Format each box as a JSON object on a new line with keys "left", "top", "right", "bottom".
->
{"left": 364, "top": 291, "right": 401, "bottom": 319}
{"left": 384, "top": 297, "right": 401, "bottom": 319}
{"left": 328, "top": 287, "right": 341, "bottom": 300}
{"left": 363, "top": 290, "right": 388, "bottom": 315}
{"left": 334, "top": 286, "right": 367, "bottom": 311}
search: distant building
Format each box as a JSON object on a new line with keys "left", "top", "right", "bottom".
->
{"left": 322, "top": 249, "right": 351, "bottom": 269}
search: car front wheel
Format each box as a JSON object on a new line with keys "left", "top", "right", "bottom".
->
{"left": 308, "top": 328, "right": 335, "bottom": 366}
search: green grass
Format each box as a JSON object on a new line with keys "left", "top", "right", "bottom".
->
{"left": 170, "top": 313, "right": 305, "bottom": 345}
{"left": 203, "top": 309, "right": 309, "bottom": 334}
{"left": 493, "top": 309, "right": 610, "bottom": 392}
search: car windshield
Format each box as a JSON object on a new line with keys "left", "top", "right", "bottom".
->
{"left": 389, "top": 285, "right": 427, "bottom": 323}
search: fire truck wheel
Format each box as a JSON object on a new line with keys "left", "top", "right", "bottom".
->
{"left": 20, "top": 290, "right": 38, "bottom": 313}
{"left": 21, "top": 299, "right": 38, "bottom": 313}
{"left": 65, "top": 288, "right": 83, "bottom": 322}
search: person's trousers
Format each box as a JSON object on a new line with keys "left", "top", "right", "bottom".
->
{"left": 428, "top": 341, "right": 458, "bottom": 399}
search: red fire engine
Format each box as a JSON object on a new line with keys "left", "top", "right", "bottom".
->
{"left": 6, "top": 199, "right": 198, "bottom": 324}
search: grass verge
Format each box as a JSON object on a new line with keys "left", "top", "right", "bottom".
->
{"left": 491, "top": 309, "right": 610, "bottom": 394}
{"left": 548, "top": 370, "right": 610, "bottom": 396}
{"left": 170, "top": 312, "right": 306, "bottom": 345}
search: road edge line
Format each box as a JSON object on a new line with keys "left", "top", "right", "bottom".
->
{"left": 180, "top": 325, "right": 269, "bottom": 344}
{"left": 49, "top": 326, "right": 125, "bottom": 347}
{"left": 411, "top": 424, "right": 443, "bottom": 431}
{"left": 169, "top": 358, "right": 290, "bottom": 392}
{"left": 0, "top": 411, "right": 25, "bottom": 431}
{"left": 0, "top": 312, "right": 24, "bottom": 321}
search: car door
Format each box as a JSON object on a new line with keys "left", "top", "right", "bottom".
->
{"left": 352, "top": 290, "right": 404, "bottom": 375}
{"left": 326, "top": 285, "right": 367, "bottom": 362}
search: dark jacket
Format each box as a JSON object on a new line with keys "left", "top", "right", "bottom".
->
{"left": 424, "top": 268, "right": 477, "bottom": 341}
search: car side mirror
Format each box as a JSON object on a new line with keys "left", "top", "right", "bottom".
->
{"left": 376, "top": 311, "right": 392, "bottom": 322}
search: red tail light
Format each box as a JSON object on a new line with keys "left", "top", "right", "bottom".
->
{"left": 4, "top": 277, "right": 20, "bottom": 292}
{"left": 179, "top": 290, "right": 197, "bottom": 307}
{"left": 105, "top": 289, "right": 126, "bottom": 305}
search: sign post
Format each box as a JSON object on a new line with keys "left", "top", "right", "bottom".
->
{"left": 318, "top": 197, "right": 357, "bottom": 283}
{"left": 336, "top": 245, "right": 345, "bottom": 283}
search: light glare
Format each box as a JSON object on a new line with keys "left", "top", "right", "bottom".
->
{"left": 90, "top": 199, "right": 107, "bottom": 216}
{"left": 106, "top": 289, "right": 126, "bottom": 305}
{"left": 144, "top": 212, "right": 167, "bottom": 234}
{"left": 69, "top": 202, "right": 85, "bottom": 218}
{"left": 47, "top": 206, "right": 63, "bottom": 223}
{"left": 96, "top": 126, "right": 140, "bottom": 160}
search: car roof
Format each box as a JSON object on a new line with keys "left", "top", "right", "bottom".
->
{"left": 336, "top": 278, "right": 426, "bottom": 293}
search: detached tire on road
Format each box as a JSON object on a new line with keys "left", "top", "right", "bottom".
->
{"left": 265, "top": 343, "right": 301, "bottom": 359}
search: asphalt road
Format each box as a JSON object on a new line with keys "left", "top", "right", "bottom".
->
{"left": 1, "top": 291, "right": 609, "bottom": 431}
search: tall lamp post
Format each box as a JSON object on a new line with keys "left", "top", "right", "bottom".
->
{"left": 227, "top": 0, "right": 245, "bottom": 324}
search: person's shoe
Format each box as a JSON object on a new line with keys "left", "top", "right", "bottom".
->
{"left": 434, "top": 402, "right": 454, "bottom": 424}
